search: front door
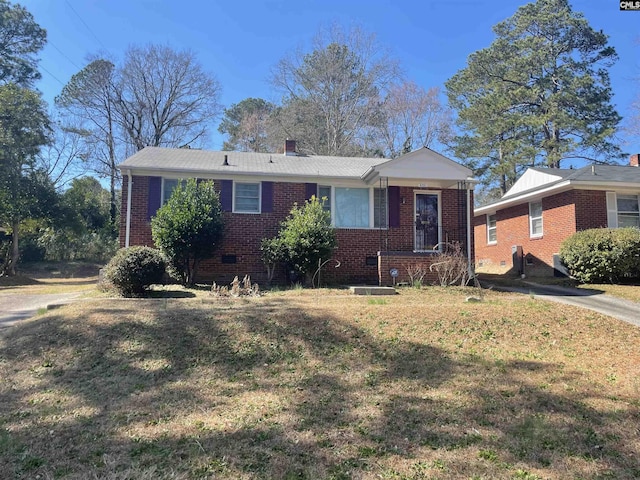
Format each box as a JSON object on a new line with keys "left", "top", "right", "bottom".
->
{"left": 415, "top": 193, "right": 439, "bottom": 251}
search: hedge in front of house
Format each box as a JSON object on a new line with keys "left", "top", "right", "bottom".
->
{"left": 559, "top": 227, "right": 640, "bottom": 283}
{"left": 104, "top": 246, "right": 166, "bottom": 296}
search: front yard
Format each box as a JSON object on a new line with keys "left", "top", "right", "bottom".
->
{"left": 0, "top": 286, "right": 639, "bottom": 479}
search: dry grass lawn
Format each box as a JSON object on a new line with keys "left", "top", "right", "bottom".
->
{"left": 0, "top": 262, "right": 100, "bottom": 295}
{"left": 0, "top": 286, "right": 639, "bottom": 479}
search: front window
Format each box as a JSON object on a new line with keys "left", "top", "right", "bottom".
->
{"left": 529, "top": 201, "right": 543, "bottom": 237}
{"left": 487, "top": 214, "right": 497, "bottom": 244}
{"left": 234, "top": 182, "right": 260, "bottom": 213}
{"left": 374, "top": 188, "right": 388, "bottom": 228}
{"left": 318, "top": 185, "right": 331, "bottom": 213}
{"left": 163, "top": 178, "right": 180, "bottom": 203}
{"left": 335, "top": 187, "right": 369, "bottom": 228}
{"left": 617, "top": 195, "right": 640, "bottom": 228}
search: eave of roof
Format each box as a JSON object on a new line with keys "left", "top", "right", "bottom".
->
{"left": 475, "top": 165, "right": 640, "bottom": 216}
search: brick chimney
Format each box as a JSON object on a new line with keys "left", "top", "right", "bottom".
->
{"left": 284, "top": 139, "right": 297, "bottom": 156}
{"left": 630, "top": 154, "right": 639, "bottom": 167}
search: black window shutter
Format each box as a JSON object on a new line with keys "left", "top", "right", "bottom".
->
{"left": 221, "top": 180, "right": 232, "bottom": 212}
{"left": 388, "top": 186, "right": 400, "bottom": 228}
{"left": 147, "top": 176, "right": 161, "bottom": 220}
{"left": 261, "top": 181, "right": 273, "bottom": 213}
{"left": 305, "top": 183, "right": 317, "bottom": 200}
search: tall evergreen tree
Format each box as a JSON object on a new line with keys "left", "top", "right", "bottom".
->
{"left": 0, "top": 1, "right": 49, "bottom": 275}
{"left": 0, "top": 0, "right": 46, "bottom": 86}
{"left": 446, "top": 0, "right": 621, "bottom": 194}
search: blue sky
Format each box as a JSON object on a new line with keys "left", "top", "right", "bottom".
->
{"left": 19, "top": 0, "right": 640, "bottom": 163}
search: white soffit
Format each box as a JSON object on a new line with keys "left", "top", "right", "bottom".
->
{"left": 372, "top": 148, "right": 473, "bottom": 182}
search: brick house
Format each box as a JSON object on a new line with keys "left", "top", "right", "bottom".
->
{"left": 474, "top": 155, "right": 640, "bottom": 277}
{"left": 119, "top": 141, "right": 476, "bottom": 286}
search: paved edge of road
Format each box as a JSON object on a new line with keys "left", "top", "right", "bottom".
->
{"left": 486, "top": 281, "right": 640, "bottom": 328}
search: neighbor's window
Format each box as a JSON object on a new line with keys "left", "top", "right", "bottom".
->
{"left": 162, "top": 178, "right": 180, "bottom": 204}
{"left": 234, "top": 182, "right": 260, "bottom": 213}
{"left": 318, "top": 185, "right": 332, "bottom": 213}
{"left": 374, "top": 187, "right": 388, "bottom": 228}
{"left": 335, "top": 187, "right": 369, "bottom": 228}
{"left": 616, "top": 194, "right": 640, "bottom": 228}
{"left": 487, "top": 214, "right": 497, "bottom": 244}
{"left": 529, "top": 201, "right": 543, "bottom": 237}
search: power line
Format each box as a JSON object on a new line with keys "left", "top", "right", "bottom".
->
{"left": 65, "top": 0, "right": 107, "bottom": 50}
{"left": 40, "top": 65, "right": 65, "bottom": 87}
{"left": 49, "top": 41, "right": 83, "bottom": 71}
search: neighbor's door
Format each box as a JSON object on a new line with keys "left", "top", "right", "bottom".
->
{"left": 414, "top": 193, "right": 439, "bottom": 251}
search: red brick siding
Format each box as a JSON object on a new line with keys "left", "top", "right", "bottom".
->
{"left": 119, "top": 175, "right": 154, "bottom": 247}
{"left": 574, "top": 190, "right": 607, "bottom": 231}
{"left": 474, "top": 189, "right": 609, "bottom": 276}
{"left": 121, "top": 177, "right": 472, "bottom": 285}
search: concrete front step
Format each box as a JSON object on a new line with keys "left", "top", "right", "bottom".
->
{"left": 349, "top": 286, "right": 396, "bottom": 295}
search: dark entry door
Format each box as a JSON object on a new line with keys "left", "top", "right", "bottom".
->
{"left": 415, "top": 193, "right": 439, "bottom": 251}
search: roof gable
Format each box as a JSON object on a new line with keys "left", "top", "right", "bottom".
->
{"left": 504, "top": 168, "right": 568, "bottom": 198}
{"left": 475, "top": 165, "right": 640, "bottom": 216}
{"left": 365, "top": 147, "right": 473, "bottom": 186}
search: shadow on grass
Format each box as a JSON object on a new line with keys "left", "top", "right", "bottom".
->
{"left": 0, "top": 297, "right": 638, "bottom": 478}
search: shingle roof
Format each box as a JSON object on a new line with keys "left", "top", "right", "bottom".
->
{"left": 476, "top": 164, "right": 640, "bottom": 215}
{"left": 563, "top": 164, "right": 640, "bottom": 183}
{"left": 502, "top": 164, "right": 640, "bottom": 200}
{"left": 118, "top": 146, "right": 390, "bottom": 179}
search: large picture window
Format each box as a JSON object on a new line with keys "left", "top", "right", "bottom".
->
{"left": 234, "top": 182, "right": 260, "bottom": 213}
{"left": 335, "top": 187, "right": 369, "bottom": 228}
{"left": 529, "top": 201, "right": 543, "bottom": 237}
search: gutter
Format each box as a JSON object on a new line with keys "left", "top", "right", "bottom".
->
{"left": 467, "top": 185, "right": 473, "bottom": 278}
{"left": 475, "top": 180, "right": 572, "bottom": 216}
{"left": 475, "top": 177, "right": 640, "bottom": 217}
{"left": 125, "top": 170, "right": 132, "bottom": 247}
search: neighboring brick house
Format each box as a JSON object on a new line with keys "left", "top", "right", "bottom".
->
{"left": 474, "top": 155, "right": 640, "bottom": 277}
{"left": 119, "top": 141, "right": 476, "bottom": 286}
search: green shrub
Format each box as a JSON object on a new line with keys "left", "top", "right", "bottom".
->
{"left": 103, "top": 246, "right": 166, "bottom": 296}
{"left": 37, "top": 228, "right": 118, "bottom": 263}
{"left": 151, "top": 179, "right": 224, "bottom": 286}
{"left": 262, "top": 196, "right": 336, "bottom": 284}
{"left": 559, "top": 227, "right": 640, "bottom": 283}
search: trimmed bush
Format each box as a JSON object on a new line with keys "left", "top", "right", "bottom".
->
{"left": 559, "top": 228, "right": 640, "bottom": 283}
{"left": 151, "top": 179, "right": 224, "bottom": 286}
{"left": 262, "top": 196, "right": 336, "bottom": 284}
{"left": 103, "top": 246, "right": 166, "bottom": 296}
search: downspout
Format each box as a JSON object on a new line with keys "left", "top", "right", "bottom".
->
{"left": 125, "top": 170, "right": 133, "bottom": 247}
{"left": 466, "top": 184, "right": 473, "bottom": 278}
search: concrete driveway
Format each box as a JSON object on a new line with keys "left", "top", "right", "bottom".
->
{"left": 490, "top": 281, "right": 640, "bottom": 328}
{"left": 0, "top": 292, "right": 84, "bottom": 329}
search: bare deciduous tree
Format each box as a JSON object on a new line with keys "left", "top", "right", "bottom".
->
{"left": 36, "top": 119, "right": 89, "bottom": 189}
{"left": 270, "top": 25, "right": 399, "bottom": 156}
{"left": 218, "top": 98, "right": 275, "bottom": 152}
{"left": 375, "top": 82, "right": 453, "bottom": 158}
{"left": 115, "top": 44, "right": 222, "bottom": 150}
{"left": 56, "top": 58, "right": 120, "bottom": 226}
